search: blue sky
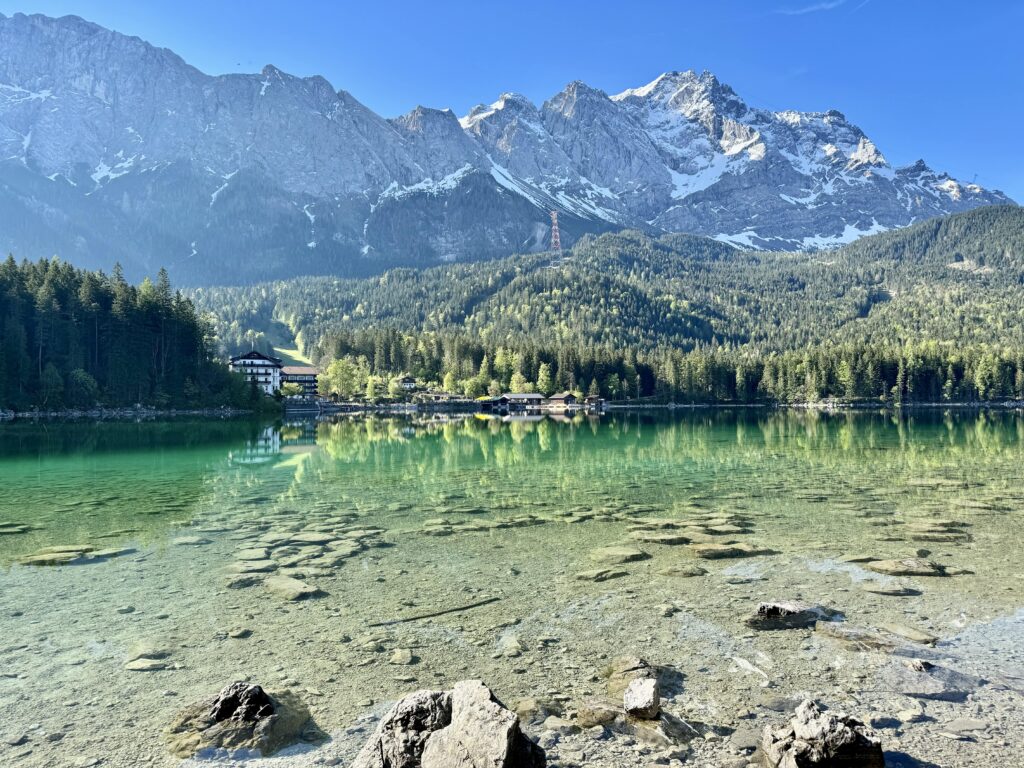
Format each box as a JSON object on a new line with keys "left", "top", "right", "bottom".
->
{"left": 2, "top": 0, "right": 1021, "bottom": 199}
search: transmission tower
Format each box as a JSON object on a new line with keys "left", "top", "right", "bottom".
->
{"left": 549, "top": 210, "right": 562, "bottom": 255}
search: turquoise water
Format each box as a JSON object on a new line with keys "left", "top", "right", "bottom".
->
{"left": 1, "top": 410, "right": 1022, "bottom": 766}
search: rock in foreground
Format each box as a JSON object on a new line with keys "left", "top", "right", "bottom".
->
{"left": 354, "top": 680, "right": 544, "bottom": 768}
{"left": 760, "top": 699, "right": 884, "bottom": 767}
{"left": 164, "top": 681, "right": 317, "bottom": 757}
{"left": 353, "top": 689, "right": 452, "bottom": 768}
{"left": 623, "top": 678, "right": 660, "bottom": 719}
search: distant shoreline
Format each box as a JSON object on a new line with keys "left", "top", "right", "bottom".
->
{"left": 607, "top": 400, "right": 1024, "bottom": 412}
{"left": 4, "top": 400, "right": 1023, "bottom": 423}
{"left": 0, "top": 406, "right": 256, "bottom": 422}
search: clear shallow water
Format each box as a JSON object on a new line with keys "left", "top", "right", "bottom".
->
{"left": 1, "top": 410, "right": 1023, "bottom": 766}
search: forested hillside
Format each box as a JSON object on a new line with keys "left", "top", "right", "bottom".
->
{"left": 195, "top": 205, "right": 1024, "bottom": 354}
{"left": 191, "top": 205, "right": 1024, "bottom": 405}
{"left": 0, "top": 257, "right": 256, "bottom": 410}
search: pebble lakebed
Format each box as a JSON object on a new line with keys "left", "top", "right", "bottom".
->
{"left": 1, "top": 412, "right": 1022, "bottom": 767}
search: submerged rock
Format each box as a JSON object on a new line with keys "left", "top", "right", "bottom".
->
{"left": 745, "top": 601, "right": 841, "bottom": 631}
{"left": 124, "top": 658, "right": 171, "bottom": 672}
{"left": 18, "top": 544, "right": 98, "bottom": 565}
{"left": 656, "top": 564, "right": 708, "bottom": 578}
{"left": 289, "top": 531, "right": 337, "bottom": 544}
{"left": 234, "top": 548, "right": 270, "bottom": 561}
{"left": 877, "top": 622, "right": 938, "bottom": 645}
{"left": 264, "top": 574, "right": 322, "bottom": 601}
{"left": 864, "top": 558, "right": 949, "bottom": 577}
{"left": 225, "top": 559, "right": 278, "bottom": 574}
{"left": 497, "top": 634, "right": 524, "bottom": 658}
{"left": 814, "top": 622, "right": 900, "bottom": 653}
{"left": 575, "top": 568, "right": 628, "bottom": 582}
{"left": 629, "top": 531, "right": 691, "bottom": 545}
{"left": 860, "top": 582, "right": 920, "bottom": 597}
{"left": 125, "top": 640, "right": 171, "bottom": 668}
{"left": 589, "top": 546, "right": 649, "bottom": 565}
{"left": 18, "top": 551, "right": 86, "bottom": 566}
{"left": 390, "top": 648, "right": 416, "bottom": 665}
{"left": 91, "top": 547, "right": 136, "bottom": 559}
{"left": 353, "top": 680, "right": 543, "bottom": 768}
{"left": 759, "top": 699, "right": 884, "bottom": 767}
{"left": 883, "top": 659, "right": 986, "bottom": 702}
{"left": 691, "top": 542, "right": 774, "bottom": 559}
{"left": 171, "top": 536, "right": 211, "bottom": 546}
{"left": 164, "top": 682, "right": 316, "bottom": 758}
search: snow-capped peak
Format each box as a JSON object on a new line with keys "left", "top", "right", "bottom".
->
{"left": 0, "top": 9, "right": 1012, "bottom": 281}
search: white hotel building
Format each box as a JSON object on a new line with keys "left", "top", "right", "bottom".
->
{"left": 228, "top": 350, "right": 283, "bottom": 395}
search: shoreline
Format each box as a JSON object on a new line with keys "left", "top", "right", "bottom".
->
{"left": 608, "top": 399, "right": 1024, "bottom": 412}
{"left": 4, "top": 399, "right": 1023, "bottom": 423}
{"left": 0, "top": 405, "right": 257, "bottom": 422}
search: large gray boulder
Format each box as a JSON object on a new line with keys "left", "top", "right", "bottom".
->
{"left": 352, "top": 689, "right": 452, "bottom": 768}
{"left": 354, "top": 680, "right": 544, "bottom": 768}
{"left": 760, "top": 699, "right": 884, "bottom": 767}
{"left": 421, "top": 680, "right": 545, "bottom": 768}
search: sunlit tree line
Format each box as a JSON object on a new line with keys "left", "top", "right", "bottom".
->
{"left": 313, "top": 326, "right": 1024, "bottom": 404}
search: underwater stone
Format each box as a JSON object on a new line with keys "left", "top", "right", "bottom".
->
{"left": 865, "top": 558, "right": 949, "bottom": 577}
{"left": 264, "top": 574, "right": 322, "bottom": 601}
{"left": 575, "top": 568, "right": 628, "bottom": 582}
{"left": 691, "top": 542, "right": 773, "bottom": 559}
{"left": 745, "top": 601, "right": 841, "bottom": 631}
{"left": 589, "top": 546, "right": 649, "bottom": 565}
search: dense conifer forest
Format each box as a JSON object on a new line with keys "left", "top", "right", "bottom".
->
{"left": 192, "top": 206, "right": 1024, "bottom": 405}
{"left": 0, "top": 257, "right": 257, "bottom": 410}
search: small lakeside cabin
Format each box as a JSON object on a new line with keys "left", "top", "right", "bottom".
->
{"left": 399, "top": 375, "right": 418, "bottom": 391}
{"left": 281, "top": 365, "right": 319, "bottom": 397}
{"left": 229, "top": 350, "right": 283, "bottom": 395}
{"left": 545, "top": 392, "right": 579, "bottom": 412}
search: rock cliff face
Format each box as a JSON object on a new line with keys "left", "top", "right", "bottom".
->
{"left": 0, "top": 12, "right": 1011, "bottom": 283}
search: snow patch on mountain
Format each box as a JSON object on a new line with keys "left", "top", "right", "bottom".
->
{"left": 800, "top": 219, "right": 888, "bottom": 249}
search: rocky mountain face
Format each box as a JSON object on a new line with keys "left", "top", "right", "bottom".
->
{"left": 0, "top": 12, "right": 1012, "bottom": 284}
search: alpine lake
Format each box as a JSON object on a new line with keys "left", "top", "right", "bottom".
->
{"left": 1, "top": 409, "right": 1022, "bottom": 768}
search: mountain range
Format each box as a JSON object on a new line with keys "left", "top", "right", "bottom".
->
{"left": 0, "top": 12, "right": 1013, "bottom": 284}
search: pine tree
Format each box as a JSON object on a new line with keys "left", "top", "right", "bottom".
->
{"left": 536, "top": 362, "right": 553, "bottom": 396}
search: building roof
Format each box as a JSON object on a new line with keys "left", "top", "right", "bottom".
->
{"left": 230, "top": 350, "right": 282, "bottom": 366}
{"left": 547, "top": 392, "right": 577, "bottom": 400}
{"left": 500, "top": 392, "right": 545, "bottom": 400}
{"left": 282, "top": 366, "right": 319, "bottom": 376}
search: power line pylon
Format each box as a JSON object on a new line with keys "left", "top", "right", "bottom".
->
{"left": 549, "top": 210, "right": 562, "bottom": 255}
